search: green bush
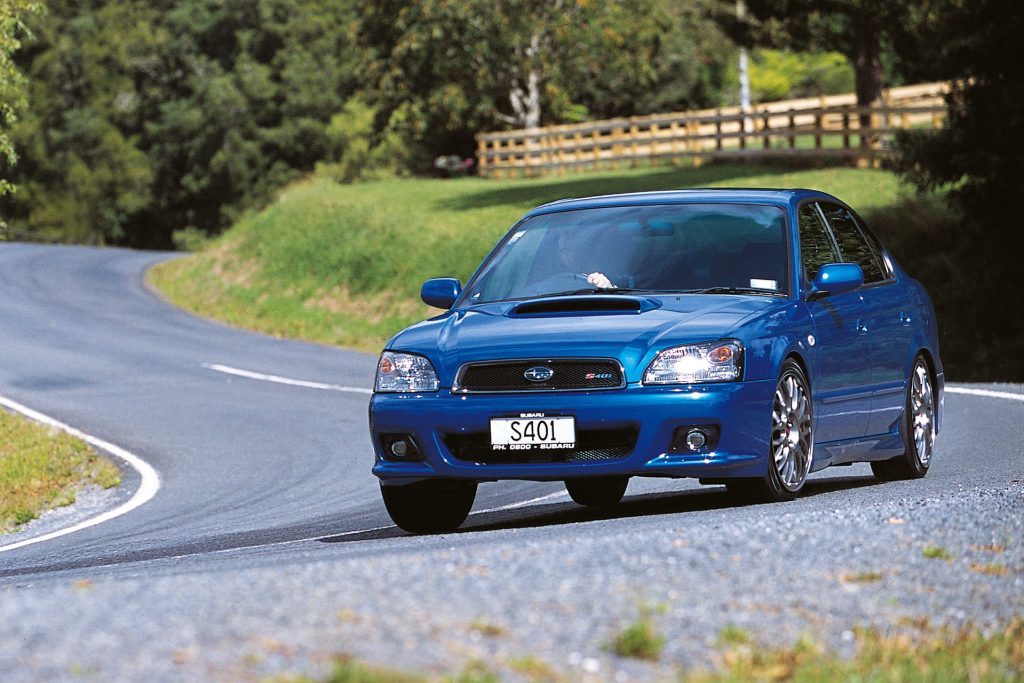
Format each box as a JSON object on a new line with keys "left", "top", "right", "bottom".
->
{"left": 724, "top": 49, "right": 855, "bottom": 103}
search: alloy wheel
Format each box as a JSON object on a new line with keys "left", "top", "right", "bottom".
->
{"left": 910, "top": 360, "right": 935, "bottom": 467}
{"left": 771, "top": 368, "right": 813, "bottom": 491}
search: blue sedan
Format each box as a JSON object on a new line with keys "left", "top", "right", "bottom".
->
{"left": 369, "top": 189, "right": 943, "bottom": 533}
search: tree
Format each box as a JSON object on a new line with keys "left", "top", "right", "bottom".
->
{"left": 895, "top": 0, "right": 1022, "bottom": 219}
{"left": 358, "top": 0, "right": 732, "bottom": 165}
{"left": 0, "top": 0, "right": 41, "bottom": 211}
{"left": 5, "top": 0, "right": 360, "bottom": 246}
{"left": 895, "top": 0, "right": 1022, "bottom": 365}
{"left": 725, "top": 1, "right": 939, "bottom": 125}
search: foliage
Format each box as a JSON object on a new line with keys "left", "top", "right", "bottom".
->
{"left": 605, "top": 605, "right": 666, "bottom": 661}
{"left": 723, "top": 48, "right": 854, "bottom": 103}
{"left": 725, "top": 1, "right": 947, "bottom": 108}
{"left": 318, "top": 95, "right": 409, "bottom": 183}
{"left": 357, "top": 0, "right": 735, "bottom": 167}
{"left": 922, "top": 544, "right": 955, "bottom": 560}
{"left": 4, "top": 0, "right": 360, "bottom": 246}
{"left": 686, "top": 619, "right": 1024, "bottom": 683}
{"left": 149, "top": 164, "right": 902, "bottom": 354}
{"left": 887, "top": 0, "right": 1024, "bottom": 382}
{"left": 894, "top": 0, "right": 1022, "bottom": 217}
{"left": 2, "top": 0, "right": 745, "bottom": 245}
{"left": 0, "top": 0, "right": 41, "bottom": 214}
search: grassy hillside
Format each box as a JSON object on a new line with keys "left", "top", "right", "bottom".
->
{"left": 150, "top": 164, "right": 904, "bottom": 353}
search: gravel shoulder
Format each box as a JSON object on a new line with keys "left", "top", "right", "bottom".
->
{"left": 1, "top": 477, "right": 1020, "bottom": 681}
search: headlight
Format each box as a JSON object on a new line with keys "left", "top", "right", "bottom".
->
{"left": 643, "top": 341, "right": 743, "bottom": 384}
{"left": 374, "top": 351, "right": 440, "bottom": 393}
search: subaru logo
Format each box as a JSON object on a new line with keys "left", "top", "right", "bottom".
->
{"left": 524, "top": 366, "right": 554, "bottom": 382}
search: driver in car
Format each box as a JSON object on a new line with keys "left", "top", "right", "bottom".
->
{"left": 558, "top": 228, "right": 616, "bottom": 289}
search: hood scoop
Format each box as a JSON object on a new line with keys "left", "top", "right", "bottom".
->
{"left": 510, "top": 295, "right": 655, "bottom": 317}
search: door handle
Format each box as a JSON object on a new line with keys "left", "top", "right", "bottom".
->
{"left": 856, "top": 320, "right": 869, "bottom": 335}
{"left": 899, "top": 311, "right": 912, "bottom": 325}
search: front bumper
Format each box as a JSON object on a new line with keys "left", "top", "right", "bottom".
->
{"left": 370, "top": 380, "right": 775, "bottom": 484}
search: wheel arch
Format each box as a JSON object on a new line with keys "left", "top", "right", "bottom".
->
{"left": 783, "top": 350, "right": 811, "bottom": 385}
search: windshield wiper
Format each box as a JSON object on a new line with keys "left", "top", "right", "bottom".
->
{"left": 693, "top": 286, "right": 785, "bottom": 297}
{"left": 536, "top": 287, "right": 655, "bottom": 298}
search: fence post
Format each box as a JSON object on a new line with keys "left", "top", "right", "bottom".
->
{"left": 611, "top": 124, "right": 623, "bottom": 170}
{"left": 788, "top": 110, "right": 796, "bottom": 149}
{"left": 629, "top": 120, "right": 639, "bottom": 168}
{"left": 762, "top": 110, "right": 771, "bottom": 150}
{"left": 842, "top": 109, "right": 850, "bottom": 149}
{"left": 715, "top": 109, "right": 723, "bottom": 152}
{"left": 688, "top": 116, "right": 703, "bottom": 167}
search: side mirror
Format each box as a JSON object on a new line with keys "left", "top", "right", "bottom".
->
{"left": 809, "top": 263, "right": 863, "bottom": 300}
{"left": 420, "top": 278, "right": 462, "bottom": 309}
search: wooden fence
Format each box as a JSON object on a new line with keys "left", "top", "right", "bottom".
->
{"left": 476, "top": 82, "right": 948, "bottom": 177}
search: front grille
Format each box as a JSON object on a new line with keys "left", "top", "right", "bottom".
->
{"left": 445, "top": 426, "right": 638, "bottom": 464}
{"left": 453, "top": 359, "right": 623, "bottom": 393}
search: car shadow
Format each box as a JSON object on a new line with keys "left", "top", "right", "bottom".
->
{"left": 317, "top": 474, "right": 882, "bottom": 543}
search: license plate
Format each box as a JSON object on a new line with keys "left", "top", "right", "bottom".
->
{"left": 490, "top": 414, "right": 576, "bottom": 451}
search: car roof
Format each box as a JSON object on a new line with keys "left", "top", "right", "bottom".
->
{"left": 523, "top": 188, "right": 842, "bottom": 219}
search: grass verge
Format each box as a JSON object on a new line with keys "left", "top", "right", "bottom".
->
{"left": 695, "top": 619, "right": 1024, "bottom": 682}
{"left": 0, "top": 408, "right": 121, "bottom": 533}
{"left": 288, "top": 619, "right": 1023, "bottom": 682}
{"left": 606, "top": 604, "right": 667, "bottom": 661}
{"left": 149, "top": 164, "right": 904, "bottom": 354}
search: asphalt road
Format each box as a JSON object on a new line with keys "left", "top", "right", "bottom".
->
{"left": 0, "top": 243, "right": 1021, "bottom": 681}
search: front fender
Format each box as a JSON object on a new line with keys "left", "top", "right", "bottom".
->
{"left": 737, "top": 303, "right": 814, "bottom": 383}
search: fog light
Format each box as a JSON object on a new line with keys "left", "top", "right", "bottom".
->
{"left": 379, "top": 433, "right": 422, "bottom": 461}
{"left": 669, "top": 425, "right": 719, "bottom": 453}
{"left": 685, "top": 429, "right": 706, "bottom": 450}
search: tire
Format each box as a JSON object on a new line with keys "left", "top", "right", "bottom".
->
{"left": 380, "top": 480, "right": 477, "bottom": 534}
{"left": 564, "top": 476, "right": 629, "bottom": 506}
{"left": 872, "top": 355, "right": 935, "bottom": 481}
{"left": 730, "top": 359, "right": 813, "bottom": 503}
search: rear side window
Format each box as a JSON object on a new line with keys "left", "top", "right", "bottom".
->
{"left": 818, "top": 202, "right": 885, "bottom": 283}
{"left": 797, "top": 203, "right": 840, "bottom": 281}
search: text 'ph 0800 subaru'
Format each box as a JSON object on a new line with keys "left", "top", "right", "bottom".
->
{"left": 369, "top": 189, "right": 942, "bottom": 533}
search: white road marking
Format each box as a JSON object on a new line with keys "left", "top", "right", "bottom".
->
{"left": 946, "top": 386, "right": 1024, "bottom": 402}
{"left": 203, "top": 363, "right": 373, "bottom": 395}
{"left": 473, "top": 490, "right": 570, "bottom": 514}
{"left": 0, "top": 396, "right": 161, "bottom": 555}
{"left": 227, "top": 491, "right": 571, "bottom": 551}
{"left": 4, "top": 370, "right": 1013, "bottom": 563}
{"left": 67, "top": 490, "right": 574, "bottom": 569}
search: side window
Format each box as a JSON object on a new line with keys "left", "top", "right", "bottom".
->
{"left": 851, "top": 213, "right": 894, "bottom": 279}
{"left": 798, "top": 203, "right": 840, "bottom": 281}
{"left": 818, "top": 202, "right": 885, "bottom": 283}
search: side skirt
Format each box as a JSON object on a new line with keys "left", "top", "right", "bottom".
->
{"left": 811, "top": 431, "right": 905, "bottom": 471}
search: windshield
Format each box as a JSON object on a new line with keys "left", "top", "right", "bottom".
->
{"left": 463, "top": 203, "right": 789, "bottom": 304}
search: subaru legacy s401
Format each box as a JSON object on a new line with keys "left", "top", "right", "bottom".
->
{"left": 369, "top": 189, "right": 942, "bottom": 533}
